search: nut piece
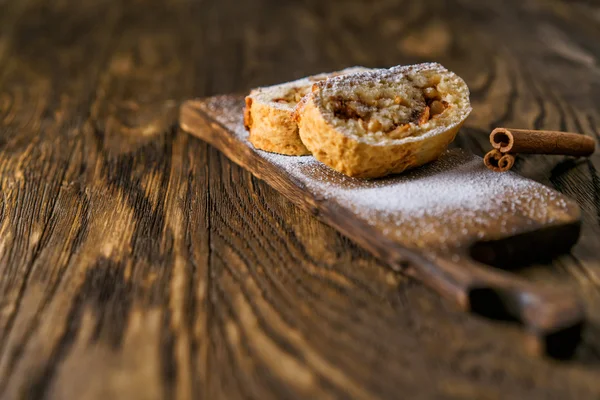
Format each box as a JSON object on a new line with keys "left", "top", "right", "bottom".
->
{"left": 394, "top": 96, "right": 410, "bottom": 107}
{"left": 358, "top": 118, "right": 368, "bottom": 131}
{"left": 429, "top": 75, "right": 442, "bottom": 85}
{"left": 418, "top": 106, "right": 431, "bottom": 125}
{"left": 368, "top": 119, "right": 382, "bottom": 132}
{"left": 388, "top": 124, "right": 411, "bottom": 139}
{"left": 430, "top": 100, "right": 445, "bottom": 116}
{"left": 424, "top": 87, "right": 440, "bottom": 100}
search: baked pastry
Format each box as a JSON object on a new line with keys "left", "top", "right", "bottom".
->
{"left": 295, "top": 63, "right": 472, "bottom": 178}
{"left": 244, "top": 67, "right": 369, "bottom": 155}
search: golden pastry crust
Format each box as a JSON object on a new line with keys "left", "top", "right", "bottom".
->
{"left": 244, "top": 67, "right": 369, "bottom": 156}
{"left": 295, "top": 63, "right": 471, "bottom": 178}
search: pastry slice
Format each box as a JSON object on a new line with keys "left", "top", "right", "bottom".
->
{"left": 244, "top": 67, "right": 369, "bottom": 156}
{"left": 295, "top": 63, "right": 472, "bottom": 178}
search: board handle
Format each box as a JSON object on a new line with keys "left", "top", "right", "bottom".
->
{"left": 414, "top": 255, "right": 585, "bottom": 358}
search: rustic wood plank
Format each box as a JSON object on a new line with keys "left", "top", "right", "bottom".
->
{"left": 182, "top": 95, "right": 587, "bottom": 357}
{"left": 0, "top": 0, "right": 600, "bottom": 398}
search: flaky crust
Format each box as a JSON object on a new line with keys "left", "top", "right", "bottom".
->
{"left": 244, "top": 95, "right": 310, "bottom": 155}
{"left": 296, "top": 64, "right": 470, "bottom": 178}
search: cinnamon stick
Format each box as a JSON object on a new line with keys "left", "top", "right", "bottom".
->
{"left": 490, "top": 128, "right": 595, "bottom": 156}
{"left": 484, "top": 149, "right": 515, "bottom": 172}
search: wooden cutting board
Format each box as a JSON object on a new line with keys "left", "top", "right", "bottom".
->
{"left": 180, "top": 95, "right": 585, "bottom": 358}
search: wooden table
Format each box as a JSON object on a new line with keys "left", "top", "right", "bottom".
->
{"left": 1, "top": 0, "right": 600, "bottom": 398}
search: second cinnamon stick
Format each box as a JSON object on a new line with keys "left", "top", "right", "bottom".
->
{"left": 490, "top": 128, "right": 595, "bottom": 156}
{"left": 484, "top": 149, "right": 515, "bottom": 172}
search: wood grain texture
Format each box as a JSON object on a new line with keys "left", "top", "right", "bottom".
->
{"left": 181, "top": 95, "right": 586, "bottom": 357}
{"left": 1, "top": 0, "right": 600, "bottom": 398}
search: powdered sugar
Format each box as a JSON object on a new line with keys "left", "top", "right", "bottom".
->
{"left": 202, "top": 96, "right": 578, "bottom": 251}
{"left": 318, "top": 63, "right": 435, "bottom": 92}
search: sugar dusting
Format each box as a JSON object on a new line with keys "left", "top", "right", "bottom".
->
{"left": 203, "top": 96, "right": 577, "bottom": 250}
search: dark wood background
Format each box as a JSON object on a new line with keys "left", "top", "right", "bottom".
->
{"left": 1, "top": 0, "right": 600, "bottom": 398}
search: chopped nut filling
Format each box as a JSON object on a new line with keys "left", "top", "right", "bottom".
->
{"left": 324, "top": 74, "right": 449, "bottom": 137}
